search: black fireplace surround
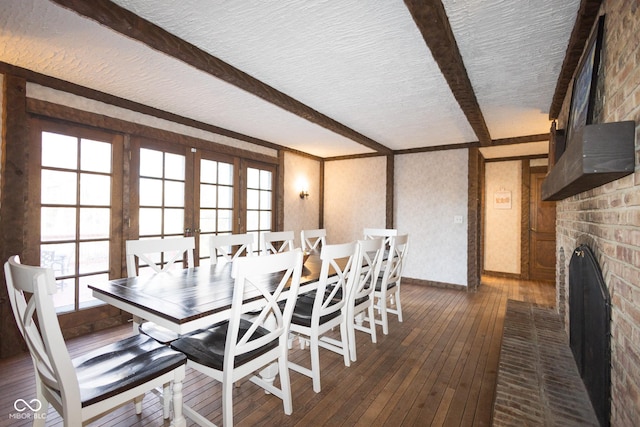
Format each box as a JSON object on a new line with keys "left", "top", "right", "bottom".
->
{"left": 569, "top": 244, "right": 611, "bottom": 427}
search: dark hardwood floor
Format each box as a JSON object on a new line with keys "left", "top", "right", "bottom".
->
{"left": 0, "top": 276, "right": 555, "bottom": 427}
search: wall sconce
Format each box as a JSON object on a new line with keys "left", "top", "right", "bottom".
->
{"left": 297, "top": 176, "right": 309, "bottom": 199}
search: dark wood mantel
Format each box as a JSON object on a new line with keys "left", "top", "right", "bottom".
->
{"left": 542, "top": 121, "right": 635, "bottom": 201}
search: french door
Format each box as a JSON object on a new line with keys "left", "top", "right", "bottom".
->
{"left": 131, "top": 138, "right": 277, "bottom": 265}
{"left": 30, "top": 120, "right": 123, "bottom": 313}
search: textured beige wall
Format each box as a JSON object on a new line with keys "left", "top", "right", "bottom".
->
{"left": 283, "top": 152, "right": 321, "bottom": 247}
{"left": 324, "top": 157, "right": 386, "bottom": 245}
{"left": 395, "top": 149, "right": 469, "bottom": 286}
{"left": 484, "top": 160, "right": 522, "bottom": 274}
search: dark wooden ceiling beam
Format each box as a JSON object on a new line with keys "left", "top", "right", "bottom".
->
{"left": 404, "top": 0, "right": 492, "bottom": 146}
{"left": 0, "top": 61, "right": 284, "bottom": 151}
{"left": 50, "top": 0, "right": 392, "bottom": 155}
{"left": 548, "top": 0, "right": 603, "bottom": 119}
{"left": 491, "top": 133, "right": 550, "bottom": 146}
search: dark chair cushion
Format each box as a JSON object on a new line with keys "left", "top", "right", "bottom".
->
{"left": 171, "top": 318, "right": 278, "bottom": 370}
{"left": 375, "top": 277, "right": 396, "bottom": 292}
{"left": 289, "top": 296, "right": 341, "bottom": 328}
{"left": 354, "top": 295, "right": 370, "bottom": 306}
{"left": 72, "top": 334, "right": 186, "bottom": 407}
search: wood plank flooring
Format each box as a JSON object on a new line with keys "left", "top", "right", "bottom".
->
{"left": 0, "top": 276, "right": 555, "bottom": 427}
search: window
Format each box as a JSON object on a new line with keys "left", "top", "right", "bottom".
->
{"left": 245, "top": 165, "right": 275, "bottom": 253}
{"left": 34, "top": 123, "right": 123, "bottom": 313}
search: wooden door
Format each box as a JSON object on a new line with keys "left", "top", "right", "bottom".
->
{"left": 529, "top": 169, "right": 556, "bottom": 281}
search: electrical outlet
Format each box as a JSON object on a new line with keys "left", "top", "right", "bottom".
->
{"left": 454, "top": 215, "right": 463, "bottom": 224}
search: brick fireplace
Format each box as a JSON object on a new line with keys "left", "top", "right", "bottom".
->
{"left": 554, "top": 2, "right": 640, "bottom": 425}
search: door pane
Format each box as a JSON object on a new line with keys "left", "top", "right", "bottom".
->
{"left": 139, "top": 208, "right": 162, "bottom": 235}
{"left": 39, "top": 129, "right": 116, "bottom": 313}
{"left": 81, "top": 139, "right": 111, "bottom": 173}
{"left": 80, "top": 173, "right": 110, "bottom": 205}
{"left": 246, "top": 166, "right": 274, "bottom": 253}
{"left": 140, "top": 148, "right": 163, "bottom": 177}
{"left": 42, "top": 132, "right": 77, "bottom": 169}
{"left": 41, "top": 207, "right": 76, "bottom": 241}
{"left": 138, "top": 148, "right": 186, "bottom": 240}
{"left": 197, "top": 157, "right": 234, "bottom": 265}
{"left": 165, "top": 181, "right": 185, "bottom": 207}
{"left": 79, "top": 208, "right": 110, "bottom": 239}
{"left": 41, "top": 170, "right": 77, "bottom": 205}
{"left": 139, "top": 178, "right": 163, "bottom": 206}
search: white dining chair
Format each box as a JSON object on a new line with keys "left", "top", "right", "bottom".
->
{"left": 300, "top": 228, "right": 326, "bottom": 254}
{"left": 4, "top": 256, "right": 187, "bottom": 427}
{"left": 170, "top": 250, "right": 304, "bottom": 427}
{"left": 209, "top": 233, "right": 255, "bottom": 265}
{"left": 262, "top": 230, "right": 295, "bottom": 255}
{"left": 126, "top": 236, "right": 195, "bottom": 344}
{"left": 363, "top": 228, "right": 398, "bottom": 247}
{"left": 374, "top": 234, "right": 409, "bottom": 335}
{"left": 125, "top": 236, "right": 195, "bottom": 277}
{"left": 288, "top": 242, "right": 356, "bottom": 393}
{"left": 346, "top": 237, "right": 384, "bottom": 362}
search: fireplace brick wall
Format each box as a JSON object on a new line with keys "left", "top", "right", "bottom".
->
{"left": 555, "top": 2, "right": 640, "bottom": 426}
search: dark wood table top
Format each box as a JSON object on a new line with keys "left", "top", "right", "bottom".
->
{"left": 89, "top": 255, "right": 324, "bottom": 334}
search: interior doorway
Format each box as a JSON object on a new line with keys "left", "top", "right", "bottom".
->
{"left": 528, "top": 166, "right": 556, "bottom": 282}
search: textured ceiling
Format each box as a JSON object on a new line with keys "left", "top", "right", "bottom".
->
{"left": 0, "top": 0, "right": 581, "bottom": 158}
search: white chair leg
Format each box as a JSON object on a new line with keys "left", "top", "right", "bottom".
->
{"left": 278, "top": 353, "right": 293, "bottom": 415}
{"left": 163, "top": 383, "right": 171, "bottom": 419}
{"left": 381, "top": 299, "right": 389, "bottom": 335}
{"left": 395, "top": 289, "right": 403, "bottom": 322}
{"left": 340, "top": 321, "right": 350, "bottom": 367}
{"left": 310, "top": 335, "right": 322, "bottom": 393}
{"left": 348, "top": 316, "right": 357, "bottom": 362}
{"left": 368, "top": 304, "right": 377, "bottom": 344}
{"left": 134, "top": 394, "right": 143, "bottom": 414}
{"left": 222, "top": 378, "right": 234, "bottom": 427}
{"left": 33, "top": 379, "right": 48, "bottom": 427}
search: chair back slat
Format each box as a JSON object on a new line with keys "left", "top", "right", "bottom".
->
{"left": 209, "top": 233, "right": 255, "bottom": 265}
{"left": 126, "top": 237, "right": 195, "bottom": 277}
{"left": 363, "top": 228, "right": 398, "bottom": 248}
{"left": 350, "top": 237, "right": 384, "bottom": 302}
{"left": 262, "top": 231, "right": 295, "bottom": 255}
{"left": 301, "top": 229, "right": 326, "bottom": 254}
{"left": 381, "top": 234, "right": 409, "bottom": 286}
{"left": 314, "top": 242, "right": 357, "bottom": 320}
{"left": 225, "top": 250, "right": 303, "bottom": 363}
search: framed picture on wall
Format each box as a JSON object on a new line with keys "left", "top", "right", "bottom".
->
{"left": 494, "top": 191, "right": 512, "bottom": 209}
{"left": 565, "top": 15, "right": 605, "bottom": 147}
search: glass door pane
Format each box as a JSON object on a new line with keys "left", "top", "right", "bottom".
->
{"left": 137, "top": 147, "right": 186, "bottom": 270}
{"left": 246, "top": 166, "right": 274, "bottom": 254}
{"left": 39, "top": 131, "right": 118, "bottom": 312}
{"left": 198, "top": 157, "right": 235, "bottom": 264}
